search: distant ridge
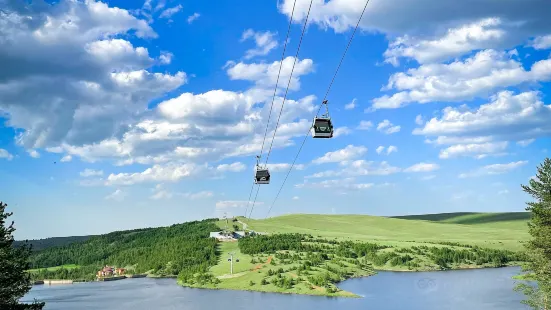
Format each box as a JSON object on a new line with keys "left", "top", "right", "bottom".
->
{"left": 14, "top": 235, "right": 94, "bottom": 251}
{"left": 389, "top": 212, "right": 530, "bottom": 225}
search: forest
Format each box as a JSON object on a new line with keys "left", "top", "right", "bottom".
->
{"left": 14, "top": 235, "right": 94, "bottom": 252}
{"left": 27, "top": 219, "right": 221, "bottom": 281}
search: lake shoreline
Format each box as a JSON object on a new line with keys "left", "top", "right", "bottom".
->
{"left": 177, "top": 264, "right": 523, "bottom": 297}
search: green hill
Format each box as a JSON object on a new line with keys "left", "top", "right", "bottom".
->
{"left": 241, "top": 213, "right": 530, "bottom": 251}
{"left": 390, "top": 212, "right": 530, "bottom": 230}
{"left": 15, "top": 235, "right": 95, "bottom": 252}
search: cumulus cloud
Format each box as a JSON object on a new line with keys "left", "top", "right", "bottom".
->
{"left": 377, "top": 120, "right": 401, "bottom": 134}
{"left": 80, "top": 169, "right": 104, "bottom": 177}
{"left": 240, "top": 29, "right": 278, "bottom": 59}
{"left": 60, "top": 155, "right": 72, "bottom": 162}
{"left": 312, "top": 145, "right": 367, "bottom": 164}
{"left": 404, "top": 162, "right": 440, "bottom": 173}
{"left": 105, "top": 189, "right": 126, "bottom": 201}
{"left": 306, "top": 160, "right": 401, "bottom": 179}
{"left": 159, "top": 4, "right": 183, "bottom": 19}
{"left": 356, "top": 121, "right": 373, "bottom": 130}
{"left": 187, "top": 13, "right": 200, "bottom": 24}
{"left": 277, "top": 0, "right": 551, "bottom": 49}
{"left": 0, "top": 149, "right": 14, "bottom": 160}
{"left": 376, "top": 145, "right": 397, "bottom": 155}
{"left": 27, "top": 149, "right": 40, "bottom": 158}
{"left": 226, "top": 56, "right": 313, "bottom": 91}
{"left": 216, "top": 162, "right": 246, "bottom": 172}
{"left": 333, "top": 127, "right": 352, "bottom": 138}
{"left": 296, "top": 177, "right": 374, "bottom": 191}
{"left": 458, "top": 160, "right": 528, "bottom": 178}
{"left": 372, "top": 50, "right": 551, "bottom": 110}
{"left": 415, "top": 115, "right": 424, "bottom": 126}
{"left": 384, "top": 18, "right": 507, "bottom": 66}
{"left": 414, "top": 91, "right": 551, "bottom": 159}
{"left": 0, "top": 0, "right": 186, "bottom": 152}
{"left": 531, "top": 35, "right": 551, "bottom": 50}
{"left": 345, "top": 98, "right": 357, "bottom": 110}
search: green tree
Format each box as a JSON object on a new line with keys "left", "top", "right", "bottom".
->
{"left": 0, "top": 202, "right": 45, "bottom": 310}
{"left": 515, "top": 158, "right": 551, "bottom": 310}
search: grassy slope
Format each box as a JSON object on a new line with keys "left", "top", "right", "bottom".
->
{"left": 391, "top": 212, "right": 530, "bottom": 230}
{"left": 183, "top": 242, "right": 365, "bottom": 297}
{"left": 27, "top": 264, "right": 80, "bottom": 273}
{"left": 240, "top": 213, "right": 530, "bottom": 251}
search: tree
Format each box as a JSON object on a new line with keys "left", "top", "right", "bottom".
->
{"left": 515, "top": 158, "right": 551, "bottom": 310}
{"left": 0, "top": 201, "right": 45, "bottom": 310}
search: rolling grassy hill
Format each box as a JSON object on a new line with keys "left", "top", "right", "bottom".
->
{"left": 241, "top": 212, "right": 530, "bottom": 251}
{"left": 390, "top": 212, "right": 530, "bottom": 230}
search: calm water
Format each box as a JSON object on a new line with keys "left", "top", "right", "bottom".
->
{"left": 23, "top": 267, "right": 529, "bottom": 310}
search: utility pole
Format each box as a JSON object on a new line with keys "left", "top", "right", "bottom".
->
{"left": 228, "top": 252, "right": 239, "bottom": 275}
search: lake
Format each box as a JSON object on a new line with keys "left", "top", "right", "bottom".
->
{"left": 23, "top": 267, "right": 529, "bottom": 310}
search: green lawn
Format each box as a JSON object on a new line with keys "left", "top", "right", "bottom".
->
{"left": 391, "top": 212, "right": 530, "bottom": 230}
{"left": 240, "top": 213, "right": 530, "bottom": 251}
{"left": 28, "top": 264, "right": 80, "bottom": 273}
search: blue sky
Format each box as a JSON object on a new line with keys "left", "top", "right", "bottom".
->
{"left": 1, "top": 0, "right": 550, "bottom": 239}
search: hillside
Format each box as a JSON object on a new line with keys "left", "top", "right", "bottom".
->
{"left": 241, "top": 213, "right": 530, "bottom": 251}
{"left": 390, "top": 212, "right": 530, "bottom": 230}
{"left": 15, "top": 235, "right": 94, "bottom": 252}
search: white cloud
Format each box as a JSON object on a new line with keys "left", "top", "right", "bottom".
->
{"left": 345, "top": 98, "right": 357, "bottom": 110}
{"left": 159, "top": 4, "right": 183, "bottom": 19}
{"left": 312, "top": 145, "right": 367, "bottom": 164}
{"left": 372, "top": 50, "right": 551, "bottom": 110}
{"left": 376, "top": 146, "right": 385, "bottom": 155}
{"left": 159, "top": 51, "right": 173, "bottom": 65}
{"left": 377, "top": 120, "right": 401, "bottom": 134}
{"left": 420, "top": 175, "right": 436, "bottom": 181}
{"left": 226, "top": 56, "right": 313, "bottom": 91}
{"left": 106, "top": 163, "right": 201, "bottom": 185}
{"left": 277, "top": 0, "right": 551, "bottom": 52}
{"left": 333, "top": 127, "right": 352, "bottom": 138}
{"left": 458, "top": 161, "right": 528, "bottom": 178}
{"left": 0, "top": 0, "right": 187, "bottom": 153}
{"left": 0, "top": 149, "right": 13, "bottom": 161}
{"left": 306, "top": 160, "right": 401, "bottom": 178}
{"left": 413, "top": 91, "right": 551, "bottom": 158}
{"left": 27, "top": 149, "right": 40, "bottom": 158}
{"left": 415, "top": 115, "right": 424, "bottom": 126}
{"left": 60, "top": 155, "right": 72, "bottom": 162}
{"left": 187, "top": 13, "right": 200, "bottom": 24}
{"left": 357, "top": 121, "right": 373, "bottom": 130}
{"left": 384, "top": 18, "right": 506, "bottom": 66}
{"left": 259, "top": 163, "right": 306, "bottom": 173}
{"left": 376, "top": 145, "right": 398, "bottom": 155}
{"left": 216, "top": 200, "right": 264, "bottom": 209}
{"left": 105, "top": 189, "right": 126, "bottom": 201}
{"left": 517, "top": 139, "right": 535, "bottom": 147}
{"left": 292, "top": 196, "right": 299, "bottom": 200}
{"left": 240, "top": 29, "right": 278, "bottom": 59}
{"left": 296, "top": 178, "right": 374, "bottom": 191}
{"left": 404, "top": 162, "right": 440, "bottom": 173}
{"left": 80, "top": 169, "right": 104, "bottom": 177}
{"left": 532, "top": 35, "right": 551, "bottom": 50}
{"left": 439, "top": 142, "right": 509, "bottom": 159}
{"left": 216, "top": 162, "right": 246, "bottom": 172}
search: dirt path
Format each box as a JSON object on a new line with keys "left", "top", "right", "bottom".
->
{"left": 251, "top": 256, "right": 273, "bottom": 271}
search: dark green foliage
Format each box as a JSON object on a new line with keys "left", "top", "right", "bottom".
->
{"left": 260, "top": 278, "right": 268, "bottom": 285}
{"left": 238, "top": 234, "right": 303, "bottom": 254}
{"left": 249, "top": 280, "right": 255, "bottom": 286}
{"left": 271, "top": 276, "right": 294, "bottom": 289}
{"left": 0, "top": 202, "right": 45, "bottom": 310}
{"left": 516, "top": 158, "right": 551, "bottom": 309}
{"left": 29, "top": 265, "right": 98, "bottom": 282}
{"left": 14, "top": 236, "right": 93, "bottom": 252}
{"left": 28, "top": 219, "right": 220, "bottom": 282}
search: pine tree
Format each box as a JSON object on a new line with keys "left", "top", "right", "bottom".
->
{"left": 0, "top": 201, "right": 45, "bottom": 310}
{"left": 515, "top": 158, "right": 551, "bottom": 310}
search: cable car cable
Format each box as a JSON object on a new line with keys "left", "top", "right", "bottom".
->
{"left": 249, "top": 0, "right": 314, "bottom": 219}
{"left": 263, "top": 0, "right": 314, "bottom": 167}
{"left": 245, "top": 0, "right": 297, "bottom": 218}
{"left": 258, "top": 0, "right": 298, "bottom": 158}
{"left": 265, "top": 0, "right": 371, "bottom": 218}
{"left": 248, "top": 184, "right": 261, "bottom": 219}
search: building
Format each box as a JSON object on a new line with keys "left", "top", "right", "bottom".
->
{"left": 209, "top": 231, "right": 246, "bottom": 241}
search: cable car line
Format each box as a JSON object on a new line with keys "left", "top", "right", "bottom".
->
{"left": 263, "top": 0, "right": 314, "bottom": 166}
{"left": 248, "top": 183, "right": 261, "bottom": 219}
{"left": 258, "top": 0, "right": 298, "bottom": 158}
{"left": 246, "top": 0, "right": 297, "bottom": 218}
{"left": 250, "top": 0, "right": 314, "bottom": 219}
{"left": 265, "top": 0, "right": 371, "bottom": 218}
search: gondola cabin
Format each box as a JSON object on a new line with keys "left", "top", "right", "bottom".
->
{"left": 255, "top": 167, "right": 270, "bottom": 184}
{"left": 311, "top": 117, "right": 334, "bottom": 138}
